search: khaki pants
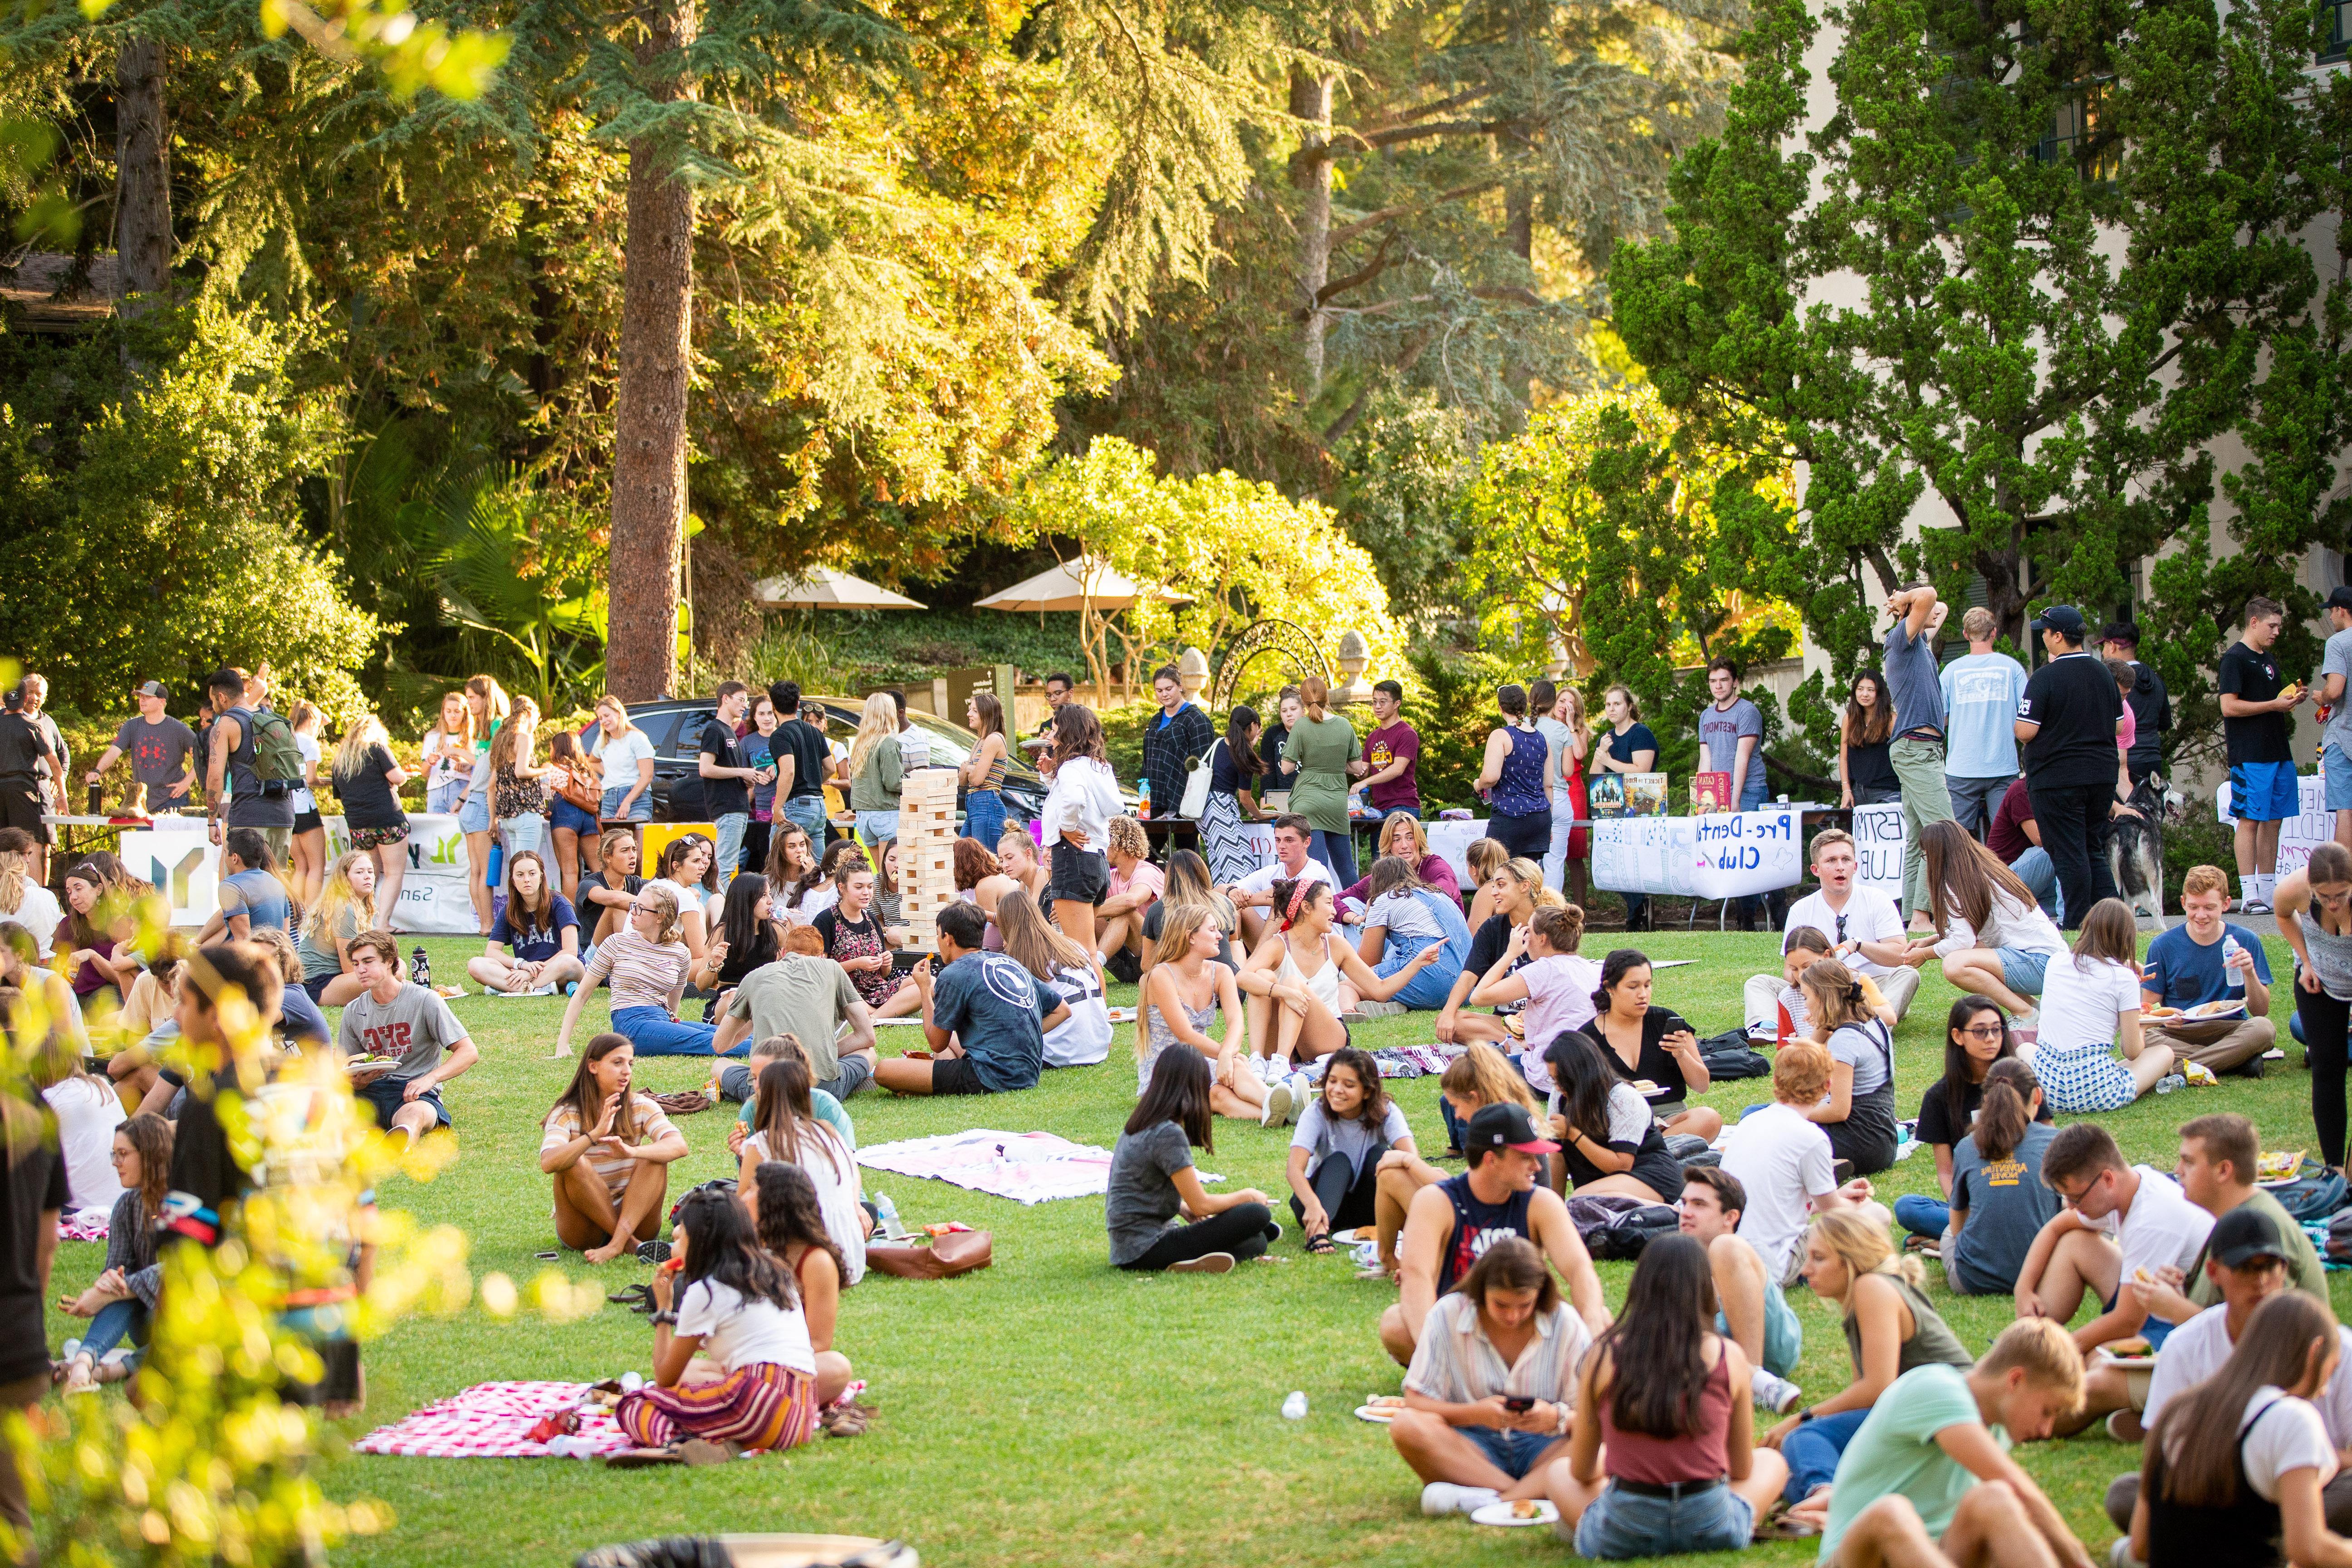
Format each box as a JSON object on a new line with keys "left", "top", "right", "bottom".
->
{"left": 0, "top": 1371, "right": 44, "bottom": 1564}
{"left": 1889, "top": 737, "right": 1956, "bottom": 920}
{"left": 2146, "top": 1015, "right": 2275, "bottom": 1074}
{"left": 1742, "top": 965, "right": 1920, "bottom": 1033}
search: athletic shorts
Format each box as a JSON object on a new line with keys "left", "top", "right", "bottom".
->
{"left": 0, "top": 779, "right": 50, "bottom": 844}
{"left": 929, "top": 1055, "right": 993, "bottom": 1096}
{"left": 2230, "top": 759, "right": 2300, "bottom": 822}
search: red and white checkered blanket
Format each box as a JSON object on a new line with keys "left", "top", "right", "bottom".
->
{"left": 349, "top": 1381, "right": 633, "bottom": 1459}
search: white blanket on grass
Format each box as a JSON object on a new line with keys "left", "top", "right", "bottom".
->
{"left": 855, "top": 1128, "right": 1219, "bottom": 1205}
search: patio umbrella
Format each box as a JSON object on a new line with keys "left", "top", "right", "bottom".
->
{"left": 753, "top": 567, "right": 926, "bottom": 610}
{"left": 971, "top": 557, "right": 1189, "bottom": 612}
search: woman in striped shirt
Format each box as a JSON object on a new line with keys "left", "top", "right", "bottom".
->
{"left": 554, "top": 882, "right": 714, "bottom": 1057}
{"left": 541, "top": 1033, "right": 689, "bottom": 1264}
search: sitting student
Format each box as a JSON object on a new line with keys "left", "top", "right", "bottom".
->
{"left": 1106, "top": 1046, "right": 1281, "bottom": 1274}
{"left": 1720, "top": 1043, "right": 1880, "bottom": 1291}
{"left": 1136, "top": 849, "right": 1240, "bottom": 980}
{"left": 573, "top": 828, "right": 645, "bottom": 962}
{"left": 875, "top": 902, "right": 1068, "bottom": 1096}
{"left": 1286, "top": 1045, "right": 1414, "bottom": 1254}
{"left": 714, "top": 923, "right": 877, "bottom": 1101}
{"left": 1810, "top": 1318, "right": 2091, "bottom": 1568}
{"left": 997, "top": 888, "right": 1112, "bottom": 1068}
{"left": 1392, "top": 1236, "right": 1594, "bottom": 1516}
{"left": 691, "top": 871, "right": 781, "bottom": 1001}
{"left": 1544, "top": 1234, "right": 1791, "bottom": 1553}
{"left": 1896, "top": 999, "right": 2050, "bottom": 1244}
{"left": 1380, "top": 1102, "right": 1611, "bottom": 1367}
{"left": 338, "top": 931, "right": 479, "bottom": 1150}
{"left": 1543, "top": 1027, "right": 1686, "bottom": 1204}
{"left": 298, "top": 852, "right": 378, "bottom": 1006}
{"left": 1571, "top": 946, "right": 1724, "bottom": 1143}
{"left": 1759, "top": 929, "right": 1897, "bottom": 1043}
{"left": 1339, "top": 813, "right": 1462, "bottom": 909}
{"left": 2033, "top": 897, "right": 2176, "bottom": 1111}
{"left": 1373, "top": 1044, "right": 1543, "bottom": 1274}
{"left": 2015, "top": 1122, "right": 2213, "bottom": 1374}
{"left": 1941, "top": 1059, "right": 2061, "bottom": 1297}
{"left": 35, "top": 1032, "right": 124, "bottom": 1217}
{"left": 725, "top": 1033, "right": 858, "bottom": 1158}
{"left": 1237, "top": 880, "right": 1439, "bottom": 1074}
{"left": 1769, "top": 1209, "right": 1976, "bottom": 1507}
{"left": 1350, "top": 855, "right": 1473, "bottom": 1012}
{"left": 1091, "top": 814, "right": 1162, "bottom": 978}
{"left": 1914, "top": 820, "right": 2068, "bottom": 1023}
{"left": 750, "top": 1161, "right": 855, "bottom": 1408}
{"left": 1742, "top": 828, "right": 1924, "bottom": 1034}
{"left": 53, "top": 1112, "right": 172, "bottom": 1392}
{"left": 1137, "top": 904, "right": 1269, "bottom": 1122}
{"left": 2107, "top": 1210, "right": 2352, "bottom": 1535}
{"left": 2127, "top": 1292, "right": 2352, "bottom": 1568}
{"left": 1794, "top": 956, "right": 1903, "bottom": 1176}
{"left": 989, "top": 829, "right": 1049, "bottom": 923}
{"left": 619, "top": 1186, "right": 823, "bottom": 1459}
{"left": 814, "top": 862, "right": 911, "bottom": 1016}
{"left": 555, "top": 884, "right": 711, "bottom": 1058}
{"left": 2169, "top": 1113, "right": 2330, "bottom": 1310}
{"left": 249, "top": 926, "right": 331, "bottom": 1048}
{"left": 198, "top": 829, "right": 291, "bottom": 942}
{"left": 469, "top": 850, "right": 584, "bottom": 996}
{"left": 1224, "top": 814, "right": 1337, "bottom": 951}
{"left": 1677, "top": 1168, "right": 1806, "bottom": 1412}
{"left": 1437, "top": 855, "right": 1545, "bottom": 1047}
{"left": 1470, "top": 905, "right": 1601, "bottom": 1072}
{"left": 738, "top": 1055, "right": 867, "bottom": 1285}
{"left": 2138, "top": 864, "right": 2276, "bottom": 1076}
{"left": 539, "top": 1032, "right": 688, "bottom": 1264}
{"left": 647, "top": 833, "right": 721, "bottom": 967}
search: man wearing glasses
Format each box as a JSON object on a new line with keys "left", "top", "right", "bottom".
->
{"left": 1743, "top": 828, "right": 1928, "bottom": 1032}
{"left": 2012, "top": 1122, "right": 2210, "bottom": 1360}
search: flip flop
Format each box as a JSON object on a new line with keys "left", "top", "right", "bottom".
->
{"left": 603, "top": 1447, "right": 683, "bottom": 1469}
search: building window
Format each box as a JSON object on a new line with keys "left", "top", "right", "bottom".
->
{"left": 2326, "top": 0, "right": 2351, "bottom": 63}
{"left": 2039, "top": 80, "right": 2120, "bottom": 184}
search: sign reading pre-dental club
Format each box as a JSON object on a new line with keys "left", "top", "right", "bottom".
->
{"left": 1591, "top": 807, "right": 1804, "bottom": 898}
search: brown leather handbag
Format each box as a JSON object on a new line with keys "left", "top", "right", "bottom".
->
{"left": 864, "top": 1230, "right": 992, "bottom": 1280}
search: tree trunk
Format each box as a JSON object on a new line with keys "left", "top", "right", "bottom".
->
{"left": 113, "top": 37, "right": 172, "bottom": 314}
{"left": 607, "top": 0, "right": 699, "bottom": 702}
{"left": 1291, "top": 68, "right": 1336, "bottom": 398}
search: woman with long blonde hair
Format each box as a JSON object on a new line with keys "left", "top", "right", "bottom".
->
{"left": 590, "top": 694, "right": 656, "bottom": 824}
{"left": 845, "top": 691, "right": 904, "bottom": 848}
{"left": 0, "top": 827, "right": 60, "bottom": 956}
{"left": 1139, "top": 902, "right": 1265, "bottom": 1120}
{"left": 999, "top": 887, "right": 1112, "bottom": 1067}
{"left": 960, "top": 691, "right": 1010, "bottom": 848}
{"left": 332, "top": 713, "right": 412, "bottom": 918}
{"left": 298, "top": 850, "right": 380, "bottom": 1006}
{"left": 459, "top": 674, "right": 512, "bottom": 932}
{"left": 554, "top": 882, "right": 708, "bottom": 1057}
{"left": 421, "top": 691, "right": 473, "bottom": 815}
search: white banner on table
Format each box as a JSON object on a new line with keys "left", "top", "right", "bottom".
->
{"left": 1424, "top": 818, "right": 1490, "bottom": 889}
{"left": 2216, "top": 774, "right": 2332, "bottom": 877}
{"left": 1591, "top": 808, "right": 1803, "bottom": 898}
{"left": 118, "top": 825, "right": 221, "bottom": 928}
{"left": 122, "top": 813, "right": 481, "bottom": 933}
{"left": 1851, "top": 801, "right": 1906, "bottom": 902}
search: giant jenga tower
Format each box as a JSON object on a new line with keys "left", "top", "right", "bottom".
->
{"left": 896, "top": 769, "right": 960, "bottom": 952}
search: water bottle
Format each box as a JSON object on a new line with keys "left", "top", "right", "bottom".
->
{"left": 410, "top": 946, "right": 431, "bottom": 988}
{"left": 1137, "top": 776, "right": 1152, "bottom": 821}
{"left": 2155, "top": 1074, "right": 2185, "bottom": 1095}
{"left": 875, "top": 1192, "right": 905, "bottom": 1240}
{"left": 1281, "top": 1391, "right": 1308, "bottom": 1421}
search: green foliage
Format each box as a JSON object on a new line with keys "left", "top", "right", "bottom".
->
{"left": 1331, "top": 390, "right": 1477, "bottom": 622}
{"left": 1401, "top": 644, "right": 1511, "bottom": 811}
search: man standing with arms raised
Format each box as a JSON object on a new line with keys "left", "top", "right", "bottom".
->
{"left": 1883, "top": 586, "right": 1956, "bottom": 930}
{"left": 2014, "top": 606, "right": 2127, "bottom": 928}
{"left": 1941, "top": 608, "right": 2029, "bottom": 838}
{"left": 2218, "top": 596, "right": 2308, "bottom": 912}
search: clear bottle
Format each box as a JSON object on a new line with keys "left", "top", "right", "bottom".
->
{"left": 1281, "top": 1391, "right": 1308, "bottom": 1420}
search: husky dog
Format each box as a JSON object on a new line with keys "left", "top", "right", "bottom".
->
{"left": 2108, "top": 774, "right": 2182, "bottom": 926}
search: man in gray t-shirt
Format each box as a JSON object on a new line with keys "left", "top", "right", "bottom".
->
{"left": 1882, "top": 586, "right": 1958, "bottom": 924}
{"left": 2322, "top": 587, "right": 2352, "bottom": 844}
{"left": 88, "top": 682, "right": 198, "bottom": 810}
{"left": 338, "top": 936, "right": 478, "bottom": 1147}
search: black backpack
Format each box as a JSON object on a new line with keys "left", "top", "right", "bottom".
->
{"left": 1696, "top": 1028, "right": 1773, "bottom": 1081}
{"left": 1567, "top": 1193, "right": 1681, "bottom": 1260}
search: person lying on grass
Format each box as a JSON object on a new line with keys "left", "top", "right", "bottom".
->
{"left": 1106, "top": 1045, "right": 1281, "bottom": 1274}
{"left": 1392, "top": 1235, "right": 1592, "bottom": 1517}
{"left": 1286, "top": 1045, "right": 1413, "bottom": 1255}
{"left": 1379, "top": 1102, "right": 1610, "bottom": 1367}
{"left": 1804, "top": 1317, "right": 2092, "bottom": 1568}
{"left": 875, "top": 901, "right": 1067, "bottom": 1097}
{"left": 539, "top": 1033, "right": 687, "bottom": 1265}
{"left": 1543, "top": 1233, "right": 1789, "bottom": 1554}
{"left": 617, "top": 1187, "right": 824, "bottom": 1462}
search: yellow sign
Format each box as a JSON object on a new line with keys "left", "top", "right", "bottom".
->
{"left": 639, "top": 819, "right": 718, "bottom": 878}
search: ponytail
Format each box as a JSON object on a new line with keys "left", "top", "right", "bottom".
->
{"left": 1973, "top": 1057, "right": 2038, "bottom": 1163}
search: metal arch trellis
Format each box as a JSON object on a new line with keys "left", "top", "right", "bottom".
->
{"left": 1209, "top": 619, "right": 1333, "bottom": 711}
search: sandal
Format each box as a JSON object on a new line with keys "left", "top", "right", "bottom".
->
{"left": 1304, "top": 1231, "right": 1336, "bottom": 1256}
{"left": 607, "top": 1283, "right": 654, "bottom": 1312}
{"left": 603, "top": 1446, "right": 684, "bottom": 1469}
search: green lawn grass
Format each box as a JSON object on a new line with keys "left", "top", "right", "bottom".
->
{"left": 42, "top": 929, "right": 2347, "bottom": 1568}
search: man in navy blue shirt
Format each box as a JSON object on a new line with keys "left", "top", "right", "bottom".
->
{"left": 2140, "top": 864, "right": 2276, "bottom": 1076}
{"left": 873, "top": 903, "right": 1068, "bottom": 1096}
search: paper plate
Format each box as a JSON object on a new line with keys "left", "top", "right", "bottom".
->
{"left": 1470, "top": 1500, "right": 1559, "bottom": 1528}
{"left": 2185, "top": 1000, "right": 2247, "bottom": 1021}
{"left": 1354, "top": 1403, "right": 1402, "bottom": 1424}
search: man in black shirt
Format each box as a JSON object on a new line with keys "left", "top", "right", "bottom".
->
{"left": 2216, "top": 596, "right": 2309, "bottom": 913}
{"left": 2014, "top": 605, "right": 2127, "bottom": 928}
{"left": 2098, "top": 623, "right": 2171, "bottom": 784}
{"left": 766, "top": 681, "right": 835, "bottom": 851}
{"left": 0, "top": 686, "right": 55, "bottom": 871}
{"left": 698, "top": 681, "right": 768, "bottom": 888}
{"left": 0, "top": 1090, "right": 66, "bottom": 1550}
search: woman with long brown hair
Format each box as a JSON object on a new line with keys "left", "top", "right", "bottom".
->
{"left": 738, "top": 1054, "right": 867, "bottom": 1283}
{"left": 1916, "top": 818, "right": 2068, "bottom": 1018}
{"left": 489, "top": 695, "right": 552, "bottom": 863}
{"left": 998, "top": 887, "right": 1111, "bottom": 1066}
{"left": 540, "top": 1033, "right": 688, "bottom": 1264}
{"left": 2033, "top": 897, "right": 2176, "bottom": 1111}
{"left": 332, "top": 713, "right": 412, "bottom": 916}
{"left": 54, "top": 1112, "right": 175, "bottom": 1392}
{"left": 1838, "top": 670, "right": 1900, "bottom": 808}
{"left": 1281, "top": 675, "right": 1359, "bottom": 885}
{"left": 1037, "top": 704, "right": 1122, "bottom": 953}
{"left": 457, "top": 674, "right": 511, "bottom": 932}
{"left": 960, "top": 690, "right": 1011, "bottom": 847}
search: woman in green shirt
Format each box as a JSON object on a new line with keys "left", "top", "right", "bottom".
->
{"left": 1281, "top": 676, "right": 1359, "bottom": 884}
{"left": 846, "top": 692, "right": 904, "bottom": 847}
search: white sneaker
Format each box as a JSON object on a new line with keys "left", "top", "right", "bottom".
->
{"left": 1752, "top": 1367, "right": 1803, "bottom": 1415}
{"left": 1421, "top": 1482, "right": 1501, "bottom": 1517}
{"left": 1284, "top": 1073, "right": 1312, "bottom": 1125}
{"left": 1260, "top": 1077, "right": 1295, "bottom": 1127}
{"left": 1250, "top": 1055, "right": 1279, "bottom": 1083}
{"left": 2244, "top": 900, "right": 2274, "bottom": 915}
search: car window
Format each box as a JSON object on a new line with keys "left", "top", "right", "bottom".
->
{"left": 667, "top": 710, "right": 717, "bottom": 759}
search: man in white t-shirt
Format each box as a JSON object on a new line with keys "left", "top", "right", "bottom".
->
{"left": 1224, "top": 815, "right": 1334, "bottom": 949}
{"left": 2102, "top": 1204, "right": 2352, "bottom": 1534}
{"left": 1719, "top": 1042, "right": 1877, "bottom": 1287}
{"left": 1742, "top": 829, "right": 1925, "bottom": 1031}
{"left": 2014, "top": 1122, "right": 2213, "bottom": 1393}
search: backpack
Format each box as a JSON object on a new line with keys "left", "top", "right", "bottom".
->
{"left": 245, "top": 706, "right": 304, "bottom": 786}
{"left": 2327, "top": 1208, "right": 2352, "bottom": 1267}
{"left": 2272, "top": 1172, "right": 2349, "bottom": 1224}
{"left": 1567, "top": 1192, "right": 1680, "bottom": 1261}
{"left": 1696, "top": 1028, "right": 1773, "bottom": 1081}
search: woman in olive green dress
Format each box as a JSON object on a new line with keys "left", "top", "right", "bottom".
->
{"left": 1280, "top": 676, "right": 1359, "bottom": 885}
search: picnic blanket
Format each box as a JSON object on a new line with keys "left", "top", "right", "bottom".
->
{"left": 59, "top": 1209, "right": 109, "bottom": 1243}
{"left": 856, "top": 1129, "right": 1219, "bottom": 1205}
{"left": 350, "top": 1381, "right": 634, "bottom": 1460}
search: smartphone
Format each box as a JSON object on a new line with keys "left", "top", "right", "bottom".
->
{"left": 1504, "top": 1396, "right": 1535, "bottom": 1414}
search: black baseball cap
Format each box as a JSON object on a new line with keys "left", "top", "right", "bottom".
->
{"left": 2327, "top": 587, "right": 2352, "bottom": 613}
{"left": 2029, "top": 604, "right": 2087, "bottom": 638}
{"left": 134, "top": 680, "right": 168, "bottom": 699}
{"left": 2098, "top": 622, "right": 2141, "bottom": 647}
{"left": 2207, "top": 1204, "right": 2292, "bottom": 1270}
{"left": 1465, "top": 1102, "right": 1559, "bottom": 1156}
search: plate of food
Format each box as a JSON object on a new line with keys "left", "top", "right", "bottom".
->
{"left": 2141, "top": 1004, "right": 2183, "bottom": 1022}
{"left": 1632, "top": 1078, "right": 1670, "bottom": 1099}
{"left": 1355, "top": 1396, "right": 1407, "bottom": 1424}
{"left": 2186, "top": 1000, "right": 2247, "bottom": 1021}
{"left": 2257, "top": 1150, "right": 2307, "bottom": 1183}
{"left": 2098, "top": 1334, "right": 2157, "bottom": 1368}
{"left": 1470, "top": 1499, "right": 1559, "bottom": 1528}
{"left": 1105, "top": 1007, "right": 1137, "bottom": 1024}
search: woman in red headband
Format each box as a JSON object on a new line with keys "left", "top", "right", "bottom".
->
{"left": 1235, "top": 878, "right": 1442, "bottom": 1124}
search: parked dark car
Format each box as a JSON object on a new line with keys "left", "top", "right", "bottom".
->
{"left": 596, "top": 697, "right": 1045, "bottom": 826}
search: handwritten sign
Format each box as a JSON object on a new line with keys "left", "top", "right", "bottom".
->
{"left": 1851, "top": 802, "right": 1907, "bottom": 902}
{"left": 1593, "top": 808, "right": 1803, "bottom": 897}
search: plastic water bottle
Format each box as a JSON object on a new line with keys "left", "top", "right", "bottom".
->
{"left": 618, "top": 1371, "right": 642, "bottom": 1394}
{"left": 1281, "top": 1391, "right": 1308, "bottom": 1421}
{"left": 2155, "top": 1074, "right": 2185, "bottom": 1095}
{"left": 875, "top": 1192, "right": 904, "bottom": 1240}
{"left": 1137, "top": 776, "right": 1152, "bottom": 820}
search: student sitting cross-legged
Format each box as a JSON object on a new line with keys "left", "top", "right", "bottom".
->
{"left": 1106, "top": 1046, "right": 1281, "bottom": 1274}
{"left": 1285, "top": 1044, "right": 1413, "bottom": 1255}
{"left": 1370, "top": 1044, "right": 1541, "bottom": 1278}
{"left": 539, "top": 1032, "right": 688, "bottom": 1264}
{"left": 1543, "top": 1234, "right": 1790, "bottom": 1554}
{"left": 468, "top": 849, "right": 584, "bottom": 996}
{"left": 750, "top": 1161, "right": 855, "bottom": 1409}
{"left": 1676, "top": 1166, "right": 1805, "bottom": 1416}
{"left": 1806, "top": 1318, "right": 2093, "bottom": 1568}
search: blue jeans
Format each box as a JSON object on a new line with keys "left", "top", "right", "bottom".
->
{"left": 427, "top": 779, "right": 466, "bottom": 816}
{"left": 77, "top": 1296, "right": 149, "bottom": 1367}
{"left": 1895, "top": 1193, "right": 1950, "bottom": 1240}
{"left": 600, "top": 786, "right": 652, "bottom": 823}
{"left": 962, "top": 788, "right": 1006, "bottom": 847}
{"left": 501, "top": 812, "right": 546, "bottom": 859}
{"left": 2010, "top": 845, "right": 2063, "bottom": 922}
{"left": 856, "top": 809, "right": 899, "bottom": 847}
{"left": 1784, "top": 1408, "right": 1871, "bottom": 1501}
{"left": 1461, "top": 1424, "right": 1560, "bottom": 1480}
{"left": 1310, "top": 828, "right": 1357, "bottom": 887}
{"left": 1577, "top": 1481, "right": 1754, "bottom": 1559}
{"left": 1372, "top": 888, "right": 1472, "bottom": 1009}
{"left": 715, "top": 813, "right": 747, "bottom": 886}
{"left": 1441, "top": 1095, "right": 1466, "bottom": 1154}
{"left": 612, "top": 1004, "right": 725, "bottom": 1056}
{"left": 782, "top": 794, "right": 828, "bottom": 845}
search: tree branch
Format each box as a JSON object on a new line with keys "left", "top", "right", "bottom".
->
{"left": 1329, "top": 178, "right": 1503, "bottom": 247}
{"left": 1312, "top": 231, "right": 1398, "bottom": 307}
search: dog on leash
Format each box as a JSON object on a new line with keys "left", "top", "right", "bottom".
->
{"left": 2108, "top": 774, "right": 2181, "bottom": 927}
